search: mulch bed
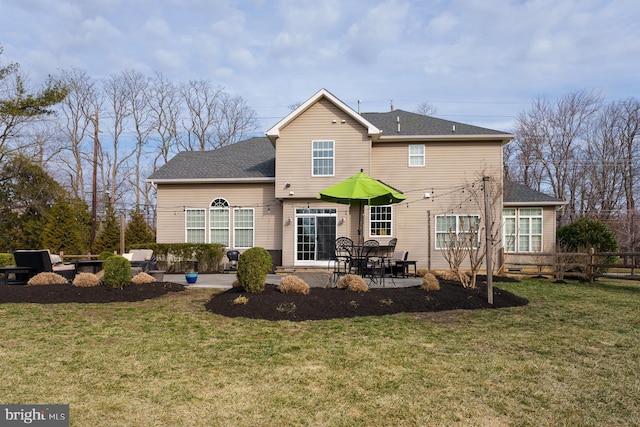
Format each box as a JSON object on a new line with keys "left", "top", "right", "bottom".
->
{"left": 205, "top": 278, "right": 529, "bottom": 322}
{"left": 0, "top": 282, "right": 186, "bottom": 304}
{"left": 0, "top": 277, "right": 529, "bottom": 322}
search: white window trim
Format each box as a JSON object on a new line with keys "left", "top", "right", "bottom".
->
{"left": 311, "top": 140, "right": 335, "bottom": 177}
{"left": 233, "top": 207, "right": 255, "bottom": 249}
{"left": 369, "top": 205, "right": 394, "bottom": 237}
{"left": 408, "top": 144, "right": 425, "bottom": 167}
{"left": 185, "top": 208, "right": 206, "bottom": 243}
{"left": 503, "top": 207, "right": 543, "bottom": 253}
{"left": 435, "top": 214, "right": 481, "bottom": 250}
{"left": 209, "top": 198, "right": 230, "bottom": 247}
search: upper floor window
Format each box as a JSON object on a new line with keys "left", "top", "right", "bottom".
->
{"left": 312, "top": 140, "right": 334, "bottom": 176}
{"left": 503, "top": 208, "right": 543, "bottom": 252}
{"left": 408, "top": 144, "right": 425, "bottom": 167}
{"left": 210, "top": 198, "right": 230, "bottom": 246}
{"left": 370, "top": 205, "right": 393, "bottom": 236}
{"left": 185, "top": 208, "right": 206, "bottom": 243}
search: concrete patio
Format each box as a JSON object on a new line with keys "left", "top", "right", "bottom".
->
{"left": 164, "top": 271, "right": 424, "bottom": 289}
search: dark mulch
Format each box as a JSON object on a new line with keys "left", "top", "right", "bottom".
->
{"left": 205, "top": 279, "right": 529, "bottom": 322}
{"left": 0, "top": 282, "right": 186, "bottom": 304}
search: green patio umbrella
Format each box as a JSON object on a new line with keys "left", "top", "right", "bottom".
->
{"left": 318, "top": 170, "right": 406, "bottom": 242}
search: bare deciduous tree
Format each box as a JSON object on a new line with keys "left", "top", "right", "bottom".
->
{"left": 55, "top": 68, "right": 101, "bottom": 200}
{"left": 415, "top": 101, "right": 437, "bottom": 116}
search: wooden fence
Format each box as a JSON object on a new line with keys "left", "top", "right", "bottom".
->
{"left": 501, "top": 249, "right": 640, "bottom": 282}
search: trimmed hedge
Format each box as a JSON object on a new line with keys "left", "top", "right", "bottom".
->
{"left": 0, "top": 253, "right": 14, "bottom": 268}
{"left": 129, "top": 243, "right": 226, "bottom": 273}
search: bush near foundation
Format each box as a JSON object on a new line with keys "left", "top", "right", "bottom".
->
{"left": 103, "top": 255, "right": 131, "bottom": 288}
{"left": 236, "top": 247, "right": 272, "bottom": 293}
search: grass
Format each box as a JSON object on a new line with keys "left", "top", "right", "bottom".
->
{"left": 1, "top": 278, "right": 639, "bottom": 426}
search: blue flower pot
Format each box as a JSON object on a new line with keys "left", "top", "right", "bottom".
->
{"left": 185, "top": 272, "right": 198, "bottom": 284}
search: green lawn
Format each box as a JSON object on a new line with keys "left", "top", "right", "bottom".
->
{"left": 1, "top": 278, "right": 638, "bottom": 426}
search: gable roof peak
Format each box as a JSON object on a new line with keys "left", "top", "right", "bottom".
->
{"left": 266, "top": 88, "right": 380, "bottom": 141}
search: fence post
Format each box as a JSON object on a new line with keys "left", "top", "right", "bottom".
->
{"left": 589, "top": 247, "right": 595, "bottom": 283}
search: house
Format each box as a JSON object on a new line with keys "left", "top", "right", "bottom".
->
{"left": 147, "top": 88, "right": 565, "bottom": 271}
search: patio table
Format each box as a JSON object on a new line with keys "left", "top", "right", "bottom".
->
{"left": 0, "top": 266, "right": 34, "bottom": 285}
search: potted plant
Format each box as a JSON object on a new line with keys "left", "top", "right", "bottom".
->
{"left": 185, "top": 259, "right": 198, "bottom": 284}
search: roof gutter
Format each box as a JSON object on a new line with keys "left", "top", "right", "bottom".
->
{"left": 375, "top": 134, "right": 515, "bottom": 144}
{"left": 503, "top": 200, "right": 568, "bottom": 207}
{"left": 147, "top": 177, "right": 275, "bottom": 185}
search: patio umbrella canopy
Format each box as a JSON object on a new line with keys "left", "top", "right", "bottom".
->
{"left": 318, "top": 170, "right": 406, "bottom": 241}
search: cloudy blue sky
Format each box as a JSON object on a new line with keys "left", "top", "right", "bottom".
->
{"left": 1, "top": 0, "right": 639, "bottom": 132}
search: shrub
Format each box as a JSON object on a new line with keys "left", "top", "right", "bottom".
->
{"left": 233, "top": 296, "right": 248, "bottom": 305}
{"left": 103, "top": 255, "right": 131, "bottom": 288}
{"left": 72, "top": 272, "right": 100, "bottom": 287}
{"left": 439, "top": 270, "right": 459, "bottom": 282}
{"left": 131, "top": 272, "right": 156, "bottom": 284}
{"left": 336, "top": 274, "right": 368, "bottom": 292}
{"left": 557, "top": 217, "right": 618, "bottom": 276}
{"left": 98, "top": 252, "right": 116, "bottom": 260}
{"left": 416, "top": 268, "right": 430, "bottom": 277}
{"left": 279, "top": 275, "right": 310, "bottom": 294}
{"left": 421, "top": 273, "right": 440, "bottom": 291}
{"left": 0, "top": 253, "right": 14, "bottom": 268}
{"left": 236, "top": 247, "right": 272, "bottom": 293}
{"left": 28, "top": 272, "right": 68, "bottom": 285}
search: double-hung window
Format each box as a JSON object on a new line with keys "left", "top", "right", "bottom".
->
{"left": 370, "top": 205, "right": 393, "bottom": 236}
{"left": 233, "top": 208, "right": 254, "bottom": 248}
{"left": 503, "top": 208, "right": 542, "bottom": 252}
{"left": 185, "top": 209, "right": 206, "bottom": 243}
{"left": 409, "top": 144, "right": 425, "bottom": 167}
{"left": 435, "top": 214, "right": 480, "bottom": 249}
{"left": 210, "top": 198, "right": 230, "bottom": 246}
{"left": 312, "top": 140, "right": 334, "bottom": 176}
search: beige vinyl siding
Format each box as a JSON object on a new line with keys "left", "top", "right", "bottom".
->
{"left": 275, "top": 98, "right": 371, "bottom": 199}
{"left": 369, "top": 140, "right": 504, "bottom": 270}
{"left": 155, "top": 182, "right": 282, "bottom": 251}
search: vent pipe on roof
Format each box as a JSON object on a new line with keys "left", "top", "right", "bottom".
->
{"left": 452, "top": 124, "right": 456, "bottom": 133}
{"left": 357, "top": 99, "right": 361, "bottom": 114}
{"left": 397, "top": 116, "right": 401, "bottom": 133}
{"left": 390, "top": 100, "right": 394, "bottom": 111}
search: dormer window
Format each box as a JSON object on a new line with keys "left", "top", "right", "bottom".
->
{"left": 312, "top": 140, "right": 334, "bottom": 176}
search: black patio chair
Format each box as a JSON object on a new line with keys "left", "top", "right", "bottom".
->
{"left": 13, "top": 250, "right": 76, "bottom": 281}
{"left": 333, "top": 237, "right": 354, "bottom": 284}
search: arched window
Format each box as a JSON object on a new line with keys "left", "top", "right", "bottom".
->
{"left": 210, "top": 198, "right": 230, "bottom": 246}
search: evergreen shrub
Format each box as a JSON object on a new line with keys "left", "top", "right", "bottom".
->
{"left": 0, "top": 253, "right": 14, "bottom": 268}
{"left": 236, "top": 247, "right": 272, "bottom": 293}
{"left": 103, "top": 256, "right": 131, "bottom": 288}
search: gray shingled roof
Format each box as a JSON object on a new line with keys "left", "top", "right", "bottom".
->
{"left": 503, "top": 180, "right": 565, "bottom": 204}
{"left": 362, "top": 110, "right": 512, "bottom": 136}
{"left": 148, "top": 137, "right": 275, "bottom": 181}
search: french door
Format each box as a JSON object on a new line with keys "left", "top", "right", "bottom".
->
{"left": 295, "top": 208, "right": 337, "bottom": 265}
